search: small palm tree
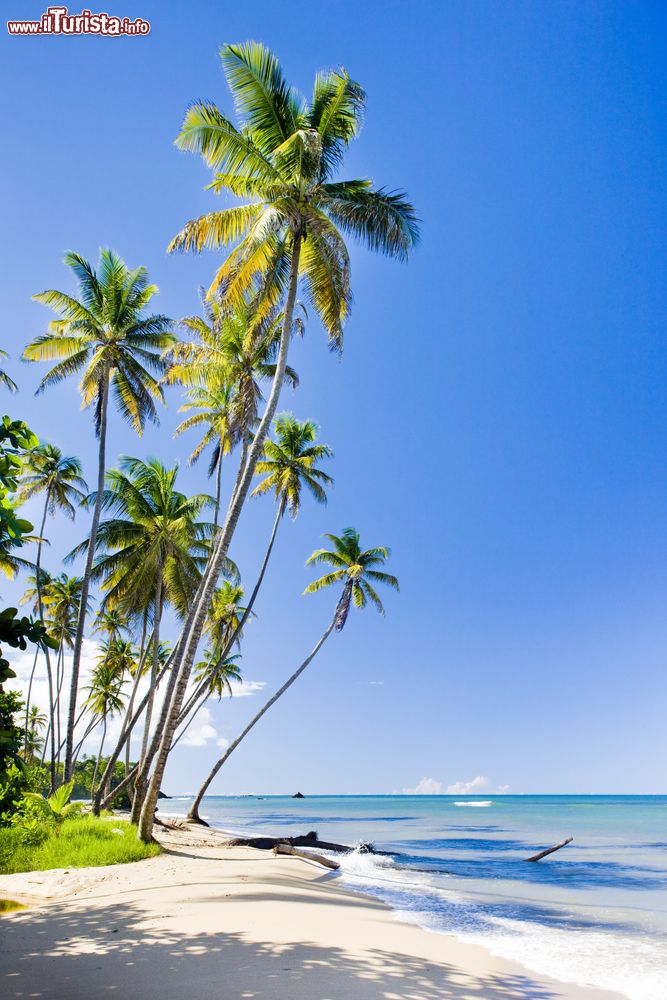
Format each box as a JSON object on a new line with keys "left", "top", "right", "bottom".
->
{"left": 0, "top": 349, "right": 17, "bottom": 392}
{"left": 24, "top": 248, "right": 176, "bottom": 781}
{"left": 25, "top": 779, "right": 83, "bottom": 833}
{"left": 175, "top": 380, "right": 237, "bottom": 527}
{"left": 23, "top": 705, "right": 47, "bottom": 760}
{"left": 84, "top": 656, "right": 127, "bottom": 795}
{"left": 171, "top": 650, "right": 243, "bottom": 752}
{"left": 186, "top": 528, "right": 397, "bottom": 821}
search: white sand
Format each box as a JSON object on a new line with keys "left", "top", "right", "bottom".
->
{"left": 0, "top": 822, "right": 624, "bottom": 1000}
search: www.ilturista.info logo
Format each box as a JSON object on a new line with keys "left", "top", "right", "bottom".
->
{"left": 7, "top": 6, "right": 150, "bottom": 35}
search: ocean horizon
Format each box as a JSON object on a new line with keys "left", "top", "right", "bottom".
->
{"left": 160, "top": 793, "right": 667, "bottom": 1000}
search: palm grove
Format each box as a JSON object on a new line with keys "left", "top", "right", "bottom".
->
{"left": 0, "top": 42, "right": 418, "bottom": 843}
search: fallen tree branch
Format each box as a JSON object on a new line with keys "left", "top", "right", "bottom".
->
{"left": 525, "top": 837, "right": 573, "bottom": 862}
{"left": 226, "top": 831, "right": 374, "bottom": 854}
{"left": 274, "top": 844, "right": 340, "bottom": 870}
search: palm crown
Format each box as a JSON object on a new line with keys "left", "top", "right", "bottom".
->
{"left": 169, "top": 41, "right": 419, "bottom": 350}
{"left": 24, "top": 249, "right": 175, "bottom": 434}
{"left": 252, "top": 413, "right": 333, "bottom": 517}
{"left": 73, "top": 457, "right": 217, "bottom": 619}
{"left": 19, "top": 444, "right": 88, "bottom": 519}
{"left": 305, "top": 527, "right": 399, "bottom": 630}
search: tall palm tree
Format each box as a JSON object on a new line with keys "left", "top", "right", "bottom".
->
{"left": 24, "top": 705, "right": 47, "bottom": 760}
{"left": 24, "top": 248, "right": 176, "bottom": 781}
{"left": 16, "top": 446, "right": 87, "bottom": 787}
{"left": 0, "top": 349, "right": 17, "bottom": 392}
{"left": 186, "top": 528, "right": 398, "bottom": 821}
{"left": 45, "top": 574, "right": 86, "bottom": 768}
{"left": 140, "top": 41, "right": 418, "bottom": 842}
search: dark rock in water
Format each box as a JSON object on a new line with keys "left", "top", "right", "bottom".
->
{"left": 292, "top": 792, "right": 305, "bottom": 799}
{"left": 157, "top": 791, "right": 171, "bottom": 799}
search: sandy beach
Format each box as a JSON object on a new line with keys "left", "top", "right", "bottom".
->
{"left": 0, "top": 821, "right": 624, "bottom": 1000}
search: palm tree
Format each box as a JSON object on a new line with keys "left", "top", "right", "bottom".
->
{"left": 171, "top": 650, "right": 242, "bottom": 750}
{"left": 16, "top": 445, "right": 87, "bottom": 788}
{"left": 194, "top": 415, "right": 333, "bottom": 708}
{"left": 186, "top": 528, "right": 398, "bottom": 821}
{"left": 24, "top": 248, "right": 176, "bottom": 781}
{"left": 0, "top": 349, "right": 17, "bottom": 392}
{"left": 45, "top": 574, "right": 86, "bottom": 768}
{"left": 168, "top": 296, "right": 301, "bottom": 526}
{"left": 140, "top": 41, "right": 418, "bottom": 842}
{"left": 83, "top": 654, "right": 127, "bottom": 796}
{"left": 24, "top": 705, "right": 47, "bottom": 760}
{"left": 175, "top": 380, "right": 237, "bottom": 527}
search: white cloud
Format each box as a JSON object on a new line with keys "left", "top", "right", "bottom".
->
{"left": 216, "top": 736, "right": 230, "bottom": 750}
{"left": 181, "top": 707, "right": 217, "bottom": 747}
{"left": 403, "top": 776, "right": 444, "bottom": 794}
{"left": 446, "top": 775, "right": 489, "bottom": 794}
{"left": 230, "top": 679, "right": 266, "bottom": 698}
{"left": 496, "top": 784, "right": 511, "bottom": 794}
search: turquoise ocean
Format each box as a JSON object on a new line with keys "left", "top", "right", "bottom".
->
{"left": 161, "top": 794, "right": 667, "bottom": 999}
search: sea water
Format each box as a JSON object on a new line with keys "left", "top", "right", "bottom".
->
{"left": 161, "top": 794, "right": 667, "bottom": 999}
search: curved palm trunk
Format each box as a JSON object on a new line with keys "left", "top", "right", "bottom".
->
{"left": 139, "top": 232, "right": 303, "bottom": 843}
{"left": 64, "top": 372, "right": 110, "bottom": 781}
{"left": 91, "top": 653, "right": 173, "bottom": 815}
{"left": 187, "top": 615, "right": 338, "bottom": 823}
{"left": 176, "top": 502, "right": 284, "bottom": 731}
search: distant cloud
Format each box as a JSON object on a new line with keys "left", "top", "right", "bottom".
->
{"left": 496, "top": 784, "right": 511, "bottom": 794}
{"left": 181, "top": 707, "right": 217, "bottom": 748}
{"left": 216, "top": 736, "right": 230, "bottom": 750}
{"left": 446, "top": 775, "right": 489, "bottom": 794}
{"left": 403, "top": 776, "right": 444, "bottom": 794}
{"left": 368, "top": 680, "right": 384, "bottom": 686}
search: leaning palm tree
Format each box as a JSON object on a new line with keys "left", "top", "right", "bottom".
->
{"left": 140, "top": 41, "right": 418, "bottom": 842}
{"left": 24, "top": 249, "right": 175, "bottom": 781}
{"left": 186, "top": 528, "right": 398, "bottom": 821}
{"left": 171, "top": 650, "right": 242, "bottom": 751}
{"left": 0, "top": 349, "right": 17, "bottom": 392}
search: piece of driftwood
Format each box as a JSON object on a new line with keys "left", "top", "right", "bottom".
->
{"left": 274, "top": 843, "right": 340, "bottom": 870}
{"left": 226, "top": 831, "right": 374, "bottom": 854}
{"left": 525, "top": 837, "right": 573, "bottom": 862}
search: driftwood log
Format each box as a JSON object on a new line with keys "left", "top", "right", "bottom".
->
{"left": 274, "top": 844, "right": 340, "bottom": 870}
{"left": 525, "top": 837, "right": 573, "bottom": 862}
{"left": 227, "top": 831, "right": 374, "bottom": 854}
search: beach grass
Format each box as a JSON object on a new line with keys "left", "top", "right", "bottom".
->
{"left": 0, "top": 816, "right": 161, "bottom": 874}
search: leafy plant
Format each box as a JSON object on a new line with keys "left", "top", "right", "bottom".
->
{"left": 24, "top": 779, "right": 83, "bottom": 833}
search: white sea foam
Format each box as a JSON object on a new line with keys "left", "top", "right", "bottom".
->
{"left": 335, "top": 847, "right": 666, "bottom": 1000}
{"left": 453, "top": 800, "right": 493, "bottom": 807}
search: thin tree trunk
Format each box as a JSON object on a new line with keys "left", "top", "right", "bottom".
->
{"left": 23, "top": 647, "right": 40, "bottom": 755}
{"left": 140, "top": 574, "right": 163, "bottom": 764}
{"left": 64, "top": 372, "right": 109, "bottom": 780}
{"left": 139, "top": 232, "right": 303, "bottom": 843}
{"left": 91, "top": 654, "right": 173, "bottom": 816}
{"left": 213, "top": 442, "right": 223, "bottom": 530}
{"left": 91, "top": 717, "right": 106, "bottom": 797}
{"left": 187, "top": 616, "right": 337, "bottom": 823}
{"left": 35, "top": 492, "right": 57, "bottom": 791}
{"left": 173, "top": 501, "right": 284, "bottom": 737}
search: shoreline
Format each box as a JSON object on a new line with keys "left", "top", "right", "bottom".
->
{"left": 0, "top": 819, "right": 624, "bottom": 1000}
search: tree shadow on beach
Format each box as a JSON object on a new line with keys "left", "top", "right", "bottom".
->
{"left": 0, "top": 892, "right": 582, "bottom": 1000}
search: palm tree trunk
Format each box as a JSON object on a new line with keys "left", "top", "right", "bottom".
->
{"left": 35, "top": 491, "right": 58, "bottom": 791}
{"left": 173, "top": 501, "right": 284, "bottom": 735}
{"left": 138, "top": 231, "right": 303, "bottom": 843}
{"left": 64, "top": 371, "right": 110, "bottom": 781}
{"left": 187, "top": 614, "right": 338, "bottom": 823}
{"left": 140, "top": 574, "right": 163, "bottom": 764}
{"left": 91, "top": 717, "right": 107, "bottom": 798}
{"left": 213, "top": 442, "right": 223, "bottom": 529}
{"left": 23, "top": 647, "right": 40, "bottom": 755}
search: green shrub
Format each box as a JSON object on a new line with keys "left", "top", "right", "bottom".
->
{"left": 0, "top": 815, "right": 160, "bottom": 874}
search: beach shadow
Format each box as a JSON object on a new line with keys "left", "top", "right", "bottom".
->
{"left": 0, "top": 894, "right": 568, "bottom": 1000}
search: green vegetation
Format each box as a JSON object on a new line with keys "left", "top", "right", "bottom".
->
{"left": 0, "top": 815, "right": 160, "bottom": 875}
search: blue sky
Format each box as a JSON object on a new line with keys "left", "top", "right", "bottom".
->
{"left": 1, "top": 0, "right": 666, "bottom": 795}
